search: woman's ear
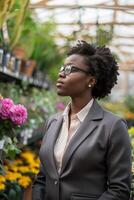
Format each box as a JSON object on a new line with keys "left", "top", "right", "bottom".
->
{"left": 88, "top": 76, "right": 97, "bottom": 88}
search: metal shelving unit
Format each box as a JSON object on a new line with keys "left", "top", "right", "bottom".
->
{"left": 0, "top": 66, "right": 49, "bottom": 89}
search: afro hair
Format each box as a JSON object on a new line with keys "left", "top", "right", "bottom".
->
{"left": 67, "top": 40, "right": 119, "bottom": 99}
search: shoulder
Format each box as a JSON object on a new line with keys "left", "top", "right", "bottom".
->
{"left": 95, "top": 101, "right": 128, "bottom": 133}
{"left": 100, "top": 106, "right": 128, "bottom": 140}
{"left": 105, "top": 108, "right": 126, "bottom": 125}
{"left": 97, "top": 101, "right": 126, "bottom": 124}
{"left": 47, "top": 112, "right": 62, "bottom": 122}
{"left": 98, "top": 105, "right": 130, "bottom": 150}
{"left": 46, "top": 112, "right": 62, "bottom": 128}
{"left": 94, "top": 100, "right": 126, "bottom": 126}
{"left": 41, "top": 112, "right": 62, "bottom": 138}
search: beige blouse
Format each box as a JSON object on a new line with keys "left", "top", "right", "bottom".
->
{"left": 54, "top": 99, "right": 94, "bottom": 173}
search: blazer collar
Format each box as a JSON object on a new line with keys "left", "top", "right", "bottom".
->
{"left": 54, "top": 99, "right": 103, "bottom": 122}
{"left": 86, "top": 99, "right": 104, "bottom": 121}
{"left": 40, "top": 114, "right": 63, "bottom": 178}
{"left": 60, "top": 100, "right": 104, "bottom": 175}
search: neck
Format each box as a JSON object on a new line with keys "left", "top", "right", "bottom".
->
{"left": 70, "top": 94, "right": 93, "bottom": 115}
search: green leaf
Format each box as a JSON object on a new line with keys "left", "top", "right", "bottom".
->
{"left": 4, "top": 144, "right": 21, "bottom": 159}
{"left": 13, "top": 137, "right": 18, "bottom": 143}
{"left": 3, "top": 136, "right": 12, "bottom": 145}
{"left": 14, "top": 185, "right": 22, "bottom": 200}
{"left": 8, "top": 188, "right": 17, "bottom": 200}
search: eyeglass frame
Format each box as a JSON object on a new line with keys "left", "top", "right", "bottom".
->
{"left": 59, "top": 65, "right": 90, "bottom": 76}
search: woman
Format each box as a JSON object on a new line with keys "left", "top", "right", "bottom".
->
{"left": 32, "top": 41, "right": 131, "bottom": 200}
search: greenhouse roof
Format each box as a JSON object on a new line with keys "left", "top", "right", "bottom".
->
{"left": 30, "top": 0, "right": 134, "bottom": 71}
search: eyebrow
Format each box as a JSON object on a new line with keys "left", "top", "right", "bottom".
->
{"left": 64, "top": 62, "right": 76, "bottom": 66}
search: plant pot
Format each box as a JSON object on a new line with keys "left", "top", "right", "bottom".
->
{"left": 13, "top": 47, "right": 26, "bottom": 59}
{"left": 20, "top": 59, "right": 36, "bottom": 77}
{"left": 26, "top": 60, "right": 36, "bottom": 77}
{"left": 23, "top": 185, "right": 32, "bottom": 200}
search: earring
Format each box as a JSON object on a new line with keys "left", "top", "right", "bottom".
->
{"left": 88, "top": 84, "right": 92, "bottom": 88}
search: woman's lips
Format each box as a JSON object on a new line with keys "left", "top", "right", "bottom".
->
{"left": 56, "top": 80, "right": 64, "bottom": 87}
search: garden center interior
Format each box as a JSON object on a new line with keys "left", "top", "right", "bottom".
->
{"left": 0, "top": 0, "right": 134, "bottom": 199}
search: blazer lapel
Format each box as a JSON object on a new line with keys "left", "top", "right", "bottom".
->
{"left": 60, "top": 100, "right": 104, "bottom": 175}
{"left": 40, "top": 113, "right": 63, "bottom": 178}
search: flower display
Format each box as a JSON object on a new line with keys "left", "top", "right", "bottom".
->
{"left": 0, "top": 98, "right": 27, "bottom": 125}
{"left": 0, "top": 95, "right": 28, "bottom": 160}
{"left": 0, "top": 150, "right": 40, "bottom": 199}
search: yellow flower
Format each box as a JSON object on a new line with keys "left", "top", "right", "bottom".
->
{"left": 128, "top": 127, "right": 134, "bottom": 136}
{"left": 18, "top": 176, "right": 31, "bottom": 188}
{"left": 13, "top": 159, "right": 23, "bottom": 165}
{"left": 0, "top": 175, "right": 6, "bottom": 183}
{"left": 131, "top": 140, "right": 134, "bottom": 147}
{"left": 21, "top": 151, "right": 36, "bottom": 164}
{"left": 28, "top": 160, "right": 40, "bottom": 169}
{"left": 0, "top": 183, "right": 5, "bottom": 190}
{"left": 5, "top": 172, "right": 22, "bottom": 181}
{"left": 11, "top": 166, "right": 19, "bottom": 172}
{"left": 30, "top": 168, "right": 39, "bottom": 174}
{"left": 18, "top": 166, "right": 30, "bottom": 173}
{"left": 21, "top": 151, "right": 35, "bottom": 158}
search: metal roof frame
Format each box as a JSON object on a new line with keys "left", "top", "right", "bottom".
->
{"left": 30, "top": 0, "right": 134, "bottom": 71}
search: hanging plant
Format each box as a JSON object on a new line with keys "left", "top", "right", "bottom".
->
{"left": 0, "top": 0, "right": 30, "bottom": 50}
{"left": 0, "top": 0, "right": 15, "bottom": 29}
{"left": 9, "top": 0, "right": 30, "bottom": 49}
{"left": 96, "top": 25, "right": 113, "bottom": 46}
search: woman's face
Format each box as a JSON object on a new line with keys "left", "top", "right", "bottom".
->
{"left": 56, "top": 54, "right": 92, "bottom": 98}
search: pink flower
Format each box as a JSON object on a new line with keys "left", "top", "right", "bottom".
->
{"left": 0, "top": 98, "right": 14, "bottom": 119}
{"left": 10, "top": 104, "right": 28, "bottom": 125}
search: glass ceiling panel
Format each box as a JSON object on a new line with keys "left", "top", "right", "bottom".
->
{"left": 30, "top": 0, "right": 134, "bottom": 65}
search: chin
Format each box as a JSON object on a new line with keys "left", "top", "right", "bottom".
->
{"left": 57, "top": 92, "right": 66, "bottom": 96}
{"left": 57, "top": 90, "right": 68, "bottom": 96}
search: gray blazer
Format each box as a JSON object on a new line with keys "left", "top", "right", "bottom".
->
{"left": 32, "top": 100, "right": 131, "bottom": 200}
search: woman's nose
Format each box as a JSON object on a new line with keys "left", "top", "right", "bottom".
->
{"left": 58, "top": 71, "right": 66, "bottom": 78}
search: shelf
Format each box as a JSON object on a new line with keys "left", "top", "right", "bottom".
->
{"left": 18, "top": 127, "right": 43, "bottom": 148}
{"left": 0, "top": 67, "right": 49, "bottom": 89}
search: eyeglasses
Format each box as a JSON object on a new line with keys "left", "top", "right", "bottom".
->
{"left": 59, "top": 65, "right": 89, "bottom": 76}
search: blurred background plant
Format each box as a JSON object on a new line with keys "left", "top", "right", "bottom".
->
{"left": 0, "top": 82, "right": 67, "bottom": 147}
{"left": 95, "top": 25, "right": 113, "bottom": 46}
{"left": 0, "top": 0, "right": 30, "bottom": 48}
{"left": 124, "top": 95, "right": 134, "bottom": 113}
{"left": 0, "top": 0, "right": 64, "bottom": 81}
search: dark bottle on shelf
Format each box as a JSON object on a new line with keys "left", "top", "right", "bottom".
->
{"left": 2, "top": 48, "right": 11, "bottom": 72}
{"left": 14, "top": 58, "right": 22, "bottom": 76}
{"left": 0, "top": 47, "right": 4, "bottom": 66}
{"left": 8, "top": 53, "right": 16, "bottom": 73}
